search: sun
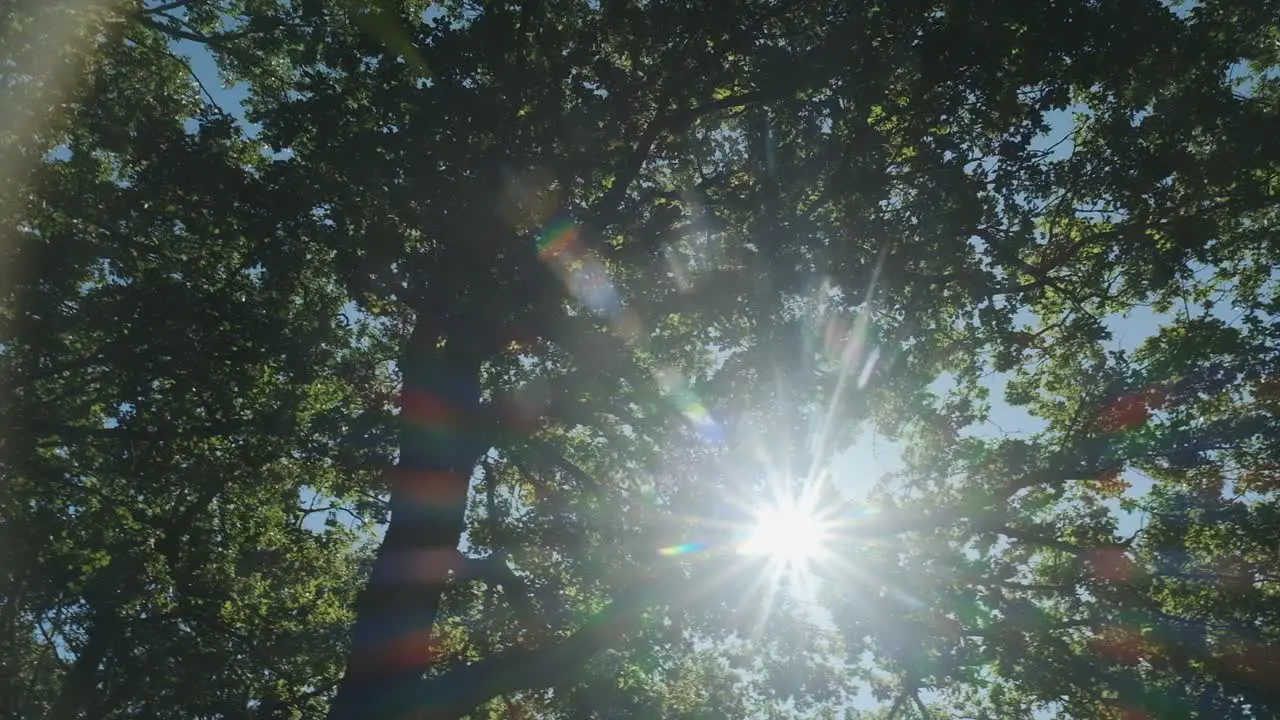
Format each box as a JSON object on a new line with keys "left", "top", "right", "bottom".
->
{"left": 739, "top": 495, "right": 832, "bottom": 570}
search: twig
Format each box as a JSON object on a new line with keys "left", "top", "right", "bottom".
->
{"left": 161, "top": 46, "right": 227, "bottom": 116}
{"left": 139, "top": 0, "right": 193, "bottom": 14}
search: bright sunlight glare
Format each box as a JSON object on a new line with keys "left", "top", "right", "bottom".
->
{"left": 740, "top": 497, "right": 831, "bottom": 569}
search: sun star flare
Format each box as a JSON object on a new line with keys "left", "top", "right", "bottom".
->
{"left": 740, "top": 494, "right": 833, "bottom": 572}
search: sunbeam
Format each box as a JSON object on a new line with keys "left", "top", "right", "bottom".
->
{"left": 739, "top": 489, "right": 834, "bottom": 576}
{"left": 742, "top": 501, "right": 829, "bottom": 565}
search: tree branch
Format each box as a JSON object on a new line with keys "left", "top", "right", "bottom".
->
{"left": 133, "top": 12, "right": 292, "bottom": 50}
{"left": 886, "top": 690, "right": 909, "bottom": 720}
{"left": 913, "top": 692, "right": 934, "bottom": 720}
{"left": 589, "top": 92, "right": 768, "bottom": 230}
{"left": 505, "top": 438, "right": 601, "bottom": 492}
{"left": 457, "top": 556, "right": 543, "bottom": 631}
{"left": 48, "top": 601, "right": 117, "bottom": 720}
{"left": 135, "top": 14, "right": 231, "bottom": 46}
{"left": 139, "top": 0, "right": 193, "bottom": 14}
{"left": 993, "top": 525, "right": 1123, "bottom": 557}
{"left": 383, "top": 567, "right": 677, "bottom": 719}
{"left": 162, "top": 45, "right": 227, "bottom": 115}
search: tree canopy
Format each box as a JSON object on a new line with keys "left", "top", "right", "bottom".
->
{"left": 2, "top": 0, "right": 1278, "bottom": 718}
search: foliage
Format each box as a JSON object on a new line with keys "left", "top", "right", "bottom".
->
{"left": 2, "top": 0, "right": 1278, "bottom": 718}
{"left": 1, "top": 10, "right": 392, "bottom": 717}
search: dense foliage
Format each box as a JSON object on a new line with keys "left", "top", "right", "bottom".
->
{"left": 2, "top": 0, "right": 1277, "bottom": 718}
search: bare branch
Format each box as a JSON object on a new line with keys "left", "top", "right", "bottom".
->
{"left": 163, "top": 46, "right": 227, "bottom": 115}
{"left": 139, "top": 0, "right": 193, "bottom": 14}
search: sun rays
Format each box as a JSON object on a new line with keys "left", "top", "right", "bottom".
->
{"left": 739, "top": 484, "right": 835, "bottom": 576}
{"left": 534, "top": 203, "right": 890, "bottom": 639}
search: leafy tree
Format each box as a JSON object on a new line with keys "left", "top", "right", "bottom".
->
{"left": 1, "top": 8, "right": 392, "bottom": 717}
{"left": 2, "top": 0, "right": 1278, "bottom": 718}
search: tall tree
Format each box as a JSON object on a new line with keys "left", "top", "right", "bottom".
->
{"left": 2, "top": 0, "right": 1278, "bottom": 718}
{"left": 2, "top": 6, "right": 392, "bottom": 717}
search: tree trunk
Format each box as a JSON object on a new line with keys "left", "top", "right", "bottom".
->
{"left": 329, "top": 319, "right": 491, "bottom": 719}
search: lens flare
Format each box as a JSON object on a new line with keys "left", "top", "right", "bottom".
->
{"left": 535, "top": 216, "right": 725, "bottom": 444}
{"left": 739, "top": 493, "right": 832, "bottom": 571}
{"left": 658, "top": 542, "right": 705, "bottom": 557}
